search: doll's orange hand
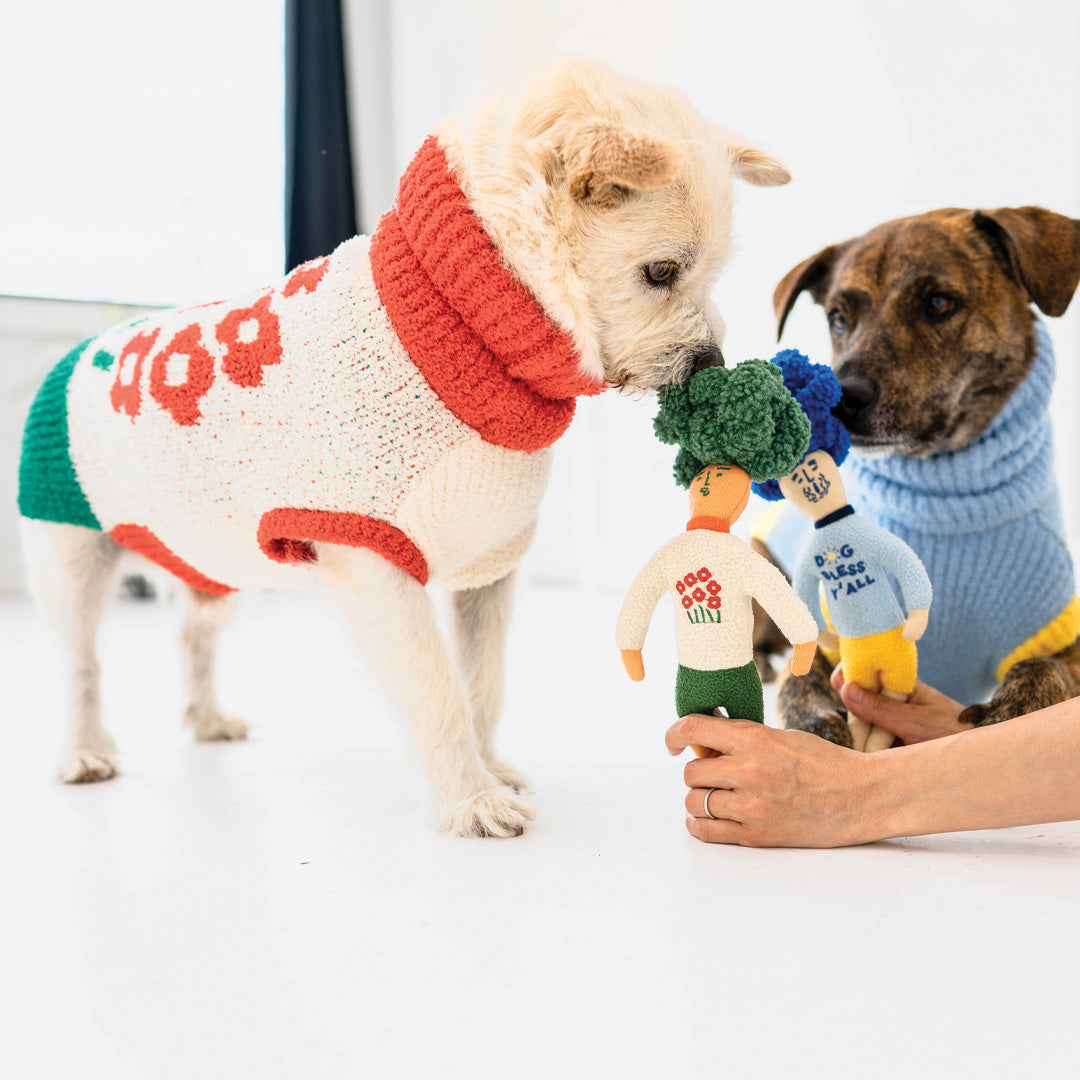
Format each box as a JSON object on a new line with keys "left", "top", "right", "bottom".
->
{"left": 790, "top": 640, "right": 816, "bottom": 676}
{"left": 902, "top": 607, "right": 929, "bottom": 642}
{"left": 621, "top": 649, "right": 645, "bottom": 681}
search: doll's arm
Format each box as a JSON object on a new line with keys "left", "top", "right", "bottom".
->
{"left": 616, "top": 553, "right": 669, "bottom": 680}
{"left": 748, "top": 555, "right": 819, "bottom": 673}
{"left": 902, "top": 607, "right": 929, "bottom": 642}
{"left": 876, "top": 528, "right": 933, "bottom": 628}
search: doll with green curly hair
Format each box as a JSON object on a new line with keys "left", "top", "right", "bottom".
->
{"left": 616, "top": 360, "right": 818, "bottom": 737}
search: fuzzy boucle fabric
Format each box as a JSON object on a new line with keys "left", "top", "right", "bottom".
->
{"left": 752, "top": 349, "right": 850, "bottom": 501}
{"left": 19, "top": 137, "right": 604, "bottom": 595}
{"left": 654, "top": 358, "right": 810, "bottom": 487}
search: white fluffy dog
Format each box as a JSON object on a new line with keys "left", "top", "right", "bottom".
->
{"left": 19, "top": 60, "right": 789, "bottom": 836}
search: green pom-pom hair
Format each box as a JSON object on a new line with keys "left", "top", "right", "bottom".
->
{"left": 654, "top": 358, "right": 811, "bottom": 487}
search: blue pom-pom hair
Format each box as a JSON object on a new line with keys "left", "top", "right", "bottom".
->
{"left": 752, "top": 349, "right": 851, "bottom": 501}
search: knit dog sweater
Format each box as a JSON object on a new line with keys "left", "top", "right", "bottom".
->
{"left": 19, "top": 137, "right": 604, "bottom": 594}
{"left": 757, "top": 320, "right": 1080, "bottom": 703}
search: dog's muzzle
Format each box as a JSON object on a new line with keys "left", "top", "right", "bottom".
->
{"left": 690, "top": 344, "right": 725, "bottom": 372}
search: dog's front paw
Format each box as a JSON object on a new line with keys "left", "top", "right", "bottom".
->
{"left": 442, "top": 786, "right": 535, "bottom": 838}
{"left": 59, "top": 751, "right": 119, "bottom": 784}
{"left": 485, "top": 758, "right": 531, "bottom": 793}
{"left": 185, "top": 707, "right": 250, "bottom": 742}
{"left": 786, "top": 710, "right": 854, "bottom": 748}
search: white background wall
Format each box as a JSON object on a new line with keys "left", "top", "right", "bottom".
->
{"left": 348, "top": 0, "right": 1080, "bottom": 591}
{"left": 2, "top": 1, "right": 1078, "bottom": 593}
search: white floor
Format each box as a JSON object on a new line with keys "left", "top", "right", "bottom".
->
{"left": 2, "top": 579, "right": 1078, "bottom": 1080}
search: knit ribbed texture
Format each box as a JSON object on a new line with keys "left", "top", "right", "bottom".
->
{"left": 19, "top": 137, "right": 600, "bottom": 596}
{"left": 370, "top": 137, "right": 603, "bottom": 451}
{"left": 763, "top": 320, "right": 1076, "bottom": 703}
{"left": 19, "top": 338, "right": 102, "bottom": 531}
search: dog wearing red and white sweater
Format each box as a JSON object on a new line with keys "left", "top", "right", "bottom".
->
{"left": 19, "top": 61, "right": 789, "bottom": 836}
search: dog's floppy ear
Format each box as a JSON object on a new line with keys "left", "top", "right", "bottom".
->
{"left": 561, "top": 120, "right": 684, "bottom": 203}
{"left": 972, "top": 207, "right": 1080, "bottom": 317}
{"left": 773, "top": 243, "right": 846, "bottom": 340}
{"left": 728, "top": 142, "right": 791, "bottom": 188}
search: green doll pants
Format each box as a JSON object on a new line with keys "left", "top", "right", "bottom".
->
{"left": 675, "top": 660, "right": 765, "bottom": 724}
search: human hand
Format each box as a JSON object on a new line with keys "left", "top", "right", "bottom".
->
{"left": 621, "top": 649, "right": 644, "bottom": 681}
{"left": 902, "top": 607, "right": 929, "bottom": 642}
{"left": 830, "top": 665, "right": 970, "bottom": 744}
{"left": 665, "top": 713, "right": 873, "bottom": 847}
{"left": 790, "top": 640, "right": 816, "bottom": 676}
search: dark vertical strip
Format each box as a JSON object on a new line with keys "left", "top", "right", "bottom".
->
{"left": 285, "top": 0, "right": 359, "bottom": 272}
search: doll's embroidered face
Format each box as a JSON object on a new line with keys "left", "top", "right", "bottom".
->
{"left": 789, "top": 453, "right": 830, "bottom": 503}
{"left": 778, "top": 450, "right": 847, "bottom": 518}
{"left": 688, "top": 464, "right": 751, "bottom": 524}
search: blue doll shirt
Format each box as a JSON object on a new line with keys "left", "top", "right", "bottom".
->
{"left": 793, "top": 506, "right": 933, "bottom": 639}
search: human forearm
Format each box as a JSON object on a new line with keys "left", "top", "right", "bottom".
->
{"left": 861, "top": 700, "right": 1080, "bottom": 840}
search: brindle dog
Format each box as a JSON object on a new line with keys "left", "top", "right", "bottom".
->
{"left": 754, "top": 206, "right": 1080, "bottom": 744}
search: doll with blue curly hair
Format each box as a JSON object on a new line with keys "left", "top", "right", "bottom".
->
{"left": 617, "top": 359, "right": 819, "bottom": 740}
{"left": 752, "top": 351, "right": 933, "bottom": 752}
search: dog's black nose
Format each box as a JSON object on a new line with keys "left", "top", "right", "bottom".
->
{"left": 690, "top": 344, "right": 725, "bottom": 372}
{"left": 834, "top": 374, "right": 878, "bottom": 424}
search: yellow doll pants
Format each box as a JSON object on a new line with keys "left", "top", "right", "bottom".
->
{"left": 837, "top": 626, "right": 917, "bottom": 697}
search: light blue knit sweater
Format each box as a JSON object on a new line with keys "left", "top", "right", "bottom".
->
{"left": 762, "top": 320, "right": 1077, "bottom": 704}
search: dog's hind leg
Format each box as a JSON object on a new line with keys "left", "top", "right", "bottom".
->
{"left": 325, "top": 548, "right": 533, "bottom": 837}
{"left": 449, "top": 571, "right": 529, "bottom": 791}
{"left": 960, "top": 639, "right": 1080, "bottom": 727}
{"left": 777, "top": 648, "right": 854, "bottom": 748}
{"left": 21, "top": 518, "right": 123, "bottom": 782}
{"left": 181, "top": 589, "right": 249, "bottom": 741}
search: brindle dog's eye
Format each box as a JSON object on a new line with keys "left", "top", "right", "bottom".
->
{"left": 644, "top": 261, "right": 679, "bottom": 287}
{"left": 924, "top": 293, "right": 958, "bottom": 319}
{"left": 827, "top": 308, "right": 847, "bottom": 334}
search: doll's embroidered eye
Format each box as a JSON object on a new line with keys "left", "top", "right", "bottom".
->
{"left": 644, "top": 261, "right": 679, "bottom": 287}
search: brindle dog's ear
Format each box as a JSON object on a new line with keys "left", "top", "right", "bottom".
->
{"left": 773, "top": 243, "right": 846, "bottom": 340}
{"left": 972, "top": 207, "right": 1080, "bottom": 317}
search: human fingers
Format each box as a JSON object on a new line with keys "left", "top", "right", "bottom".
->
{"left": 829, "top": 663, "right": 845, "bottom": 692}
{"left": 838, "top": 679, "right": 967, "bottom": 744}
{"left": 665, "top": 712, "right": 758, "bottom": 757}
{"left": 686, "top": 815, "right": 748, "bottom": 845}
{"left": 685, "top": 785, "right": 736, "bottom": 820}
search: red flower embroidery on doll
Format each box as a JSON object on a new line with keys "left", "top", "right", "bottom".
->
{"left": 684, "top": 572, "right": 697, "bottom": 587}
{"left": 282, "top": 256, "right": 330, "bottom": 298}
{"left": 706, "top": 580, "right": 721, "bottom": 596}
{"left": 707, "top": 596, "right": 721, "bottom": 610}
{"left": 692, "top": 587, "right": 706, "bottom": 602}
{"left": 148, "top": 324, "right": 215, "bottom": 426}
{"left": 216, "top": 293, "right": 282, "bottom": 388}
{"left": 697, "top": 567, "right": 711, "bottom": 581}
{"left": 676, "top": 580, "right": 686, "bottom": 594}
{"left": 110, "top": 328, "right": 160, "bottom": 419}
{"left": 681, "top": 595, "right": 693, "bottom": 609}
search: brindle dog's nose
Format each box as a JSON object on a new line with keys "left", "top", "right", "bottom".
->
{"left": 834, "top": 374, "right": 878, "bottom": 425}
{"left": 691, "top": 344, "right": 725, "bottom": 372}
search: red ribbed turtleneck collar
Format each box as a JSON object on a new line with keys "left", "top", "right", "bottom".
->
{"left": 368, "top": 136, "right": 605, "bottom": 452}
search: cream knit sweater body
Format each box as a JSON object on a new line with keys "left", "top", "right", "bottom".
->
{"left": 62, "top": 235, "right": 551, "bottom": 592}
{"left": 617, "top": 530, "right": 818, "bottom": 671}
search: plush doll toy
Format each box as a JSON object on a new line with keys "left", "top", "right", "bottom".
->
{"left": 616, "top": 359, "right": 819, "bottom": 750}
{"left": 753, "top": 351, "right": 933, "bottom": 752}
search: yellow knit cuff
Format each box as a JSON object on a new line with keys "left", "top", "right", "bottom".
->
{"left": 996, "top": 594, "right": 1080, "bottom": 681}
{"left": 750, "top": 502, "right": 787, "bottom": 545}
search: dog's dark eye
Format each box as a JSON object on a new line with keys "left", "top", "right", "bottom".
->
{"left": 924, "top": 293, "right": 958, "bottom": 319}
{"left": 644, "top": 261, "right": 679, "bottom": 287}
{"left": 827, "top": 308, "right": 847, "bottom": 334}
